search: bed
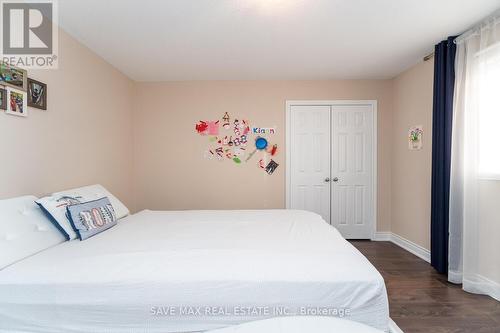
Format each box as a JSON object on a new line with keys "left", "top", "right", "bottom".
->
{"left": 0, "top": 208, "right": 389, "bottom": 333}
{"left": 206, "top": 316, "right": 385, "bottom": 333}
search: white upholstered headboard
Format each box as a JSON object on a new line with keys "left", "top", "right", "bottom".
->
{"left": 0, "top": 195, "right": 66, "bottom": 270}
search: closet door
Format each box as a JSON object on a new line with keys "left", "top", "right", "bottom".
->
{"left": 289, "top": 105, "right": 331, "bottom": 223}
{"left": 331, "top": 105, "right": 374, "bottom": 239}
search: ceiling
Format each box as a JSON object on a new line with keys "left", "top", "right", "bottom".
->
{"left": 58, "top": 0, "right": 500, "bottom": 81}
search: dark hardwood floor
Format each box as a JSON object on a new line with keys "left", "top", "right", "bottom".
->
{"left": 351, "top": 241, "right": 500, "bottom": 333}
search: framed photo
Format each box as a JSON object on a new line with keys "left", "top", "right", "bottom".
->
{"left": 0, "top": 88, "right": 6, "bottom": 110}
{"left": 27, "top": 78, "right": 47, "bottom": 110}
{"left": 6, "top": 87, "right": 27, "bottom": 117}
{"left": 0, "top": 62, "right": 27, "bottom": 91}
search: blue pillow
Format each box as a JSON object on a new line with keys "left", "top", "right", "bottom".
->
{"left": 66, "top": 197, "right": 117, "bottom": 240}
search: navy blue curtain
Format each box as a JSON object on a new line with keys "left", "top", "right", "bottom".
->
{"left": 431, "top": 37, "right": 456, "bottom": 274}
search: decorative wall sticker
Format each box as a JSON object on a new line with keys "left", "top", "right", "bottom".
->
{"left": 408, "top": 125, "right": 423, "bottom": 150}
{"left": 215, "top": 147, "right": 224, "bottom": 160}
{"left": 245, "top": 149, "right": 257, "bottom": 162}
{"left": 194, "top": 114, "right": 279, "bottom": 175}
{"left": 234, "top": 119, "right": 241, "bottom": 136}
{"left": 222, "top": 112, "right": 230, "bottom": 129}
{"left": 204, "top": 150, "right": 215, "bottom": 160}
{"left": 233, "top": 147, "right": 246, "bottom": 157}
{"left": 255, "top": 137, "right": 268, "bottom": 150}
{"left": 197, "top": 120, "right": 219, "bottom": 135}
{"left": 207, "top": 120, "right": 219, "bottom": 135}
{"left": 269, "top": 144, "right": 278, "bottom": 156}
{"left": 265, "top": 160, "right": 279, "bottom": 175}
{"left": 242, "top": 120, "right": 250, "bottom": 135}
{"left": 246, "top": 137, "right": 268, "bottom": 162}
{"left": 252, "top": 127, "right": 276, "bottom": 135}
{"left": 196, "top": 121, "right": 209, "bottom": 134}
{"left": 240, "top": 135, "right": 248, "bottom": 145}
{"left": 258, "top": 158, "right": 266, "bottom": 169}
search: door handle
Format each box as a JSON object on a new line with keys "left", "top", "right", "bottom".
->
{"left": 332, "top": 177, "right": 339, "bottom": 182}
{"left": 324, "top": 177, "right": 331, "bottom": 183}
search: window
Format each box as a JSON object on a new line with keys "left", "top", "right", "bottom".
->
{"left": 477, "top": 44, "right": 500, "bottom": 177}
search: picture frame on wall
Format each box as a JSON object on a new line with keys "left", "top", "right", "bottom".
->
{"left": 0, "top": 62, "right": 27, "bottom": 91}
{"left": 0, "top": 87, "right": 6, "bottom": 110}
{"left": 408, "top": 125, "right": 423, "bottom": 150}
{"left": 6, "top": 87, "right": 28, "bottom": 117}
{"left": 27, "top": 78, "right": 47, "bottom": 110}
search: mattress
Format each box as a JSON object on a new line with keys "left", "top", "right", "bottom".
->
{"left": 0, "top": 209, "right": 389, "bottom": 333}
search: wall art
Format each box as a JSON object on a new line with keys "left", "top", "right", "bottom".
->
{"left": 408, "top": 125, "right": 423, "bottom": 150}
{"left": 195, "top": 113, "right": 280, "bottom": 175}
{"left": 252, "top": 127, "right": 276, "bottom": 135}
{"left": 27, "top": 78, "right": 47, "bottom": 110}
{"left": 6, "top": 87, "right": 27, "bottom": 117}
{"left": 222, "top": 112, "right": 230, "bottom": 129}
{"left": 265, "top": 160, "right": 279, "bottom": 175}
{"left": 0, "top": 88, "right": 6, "bottom": 110}
{"left": 0, "top": 62, "right": 27, "bottom": 91}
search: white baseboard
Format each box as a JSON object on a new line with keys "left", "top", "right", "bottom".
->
{"left": 373, "top": 232, "right": 391, "bottom": 241}
{"left": 389, "top": 318, "right": 404, "bottom": 333}
{"left": 390, "top": 233, "right": 430, "bottom": 263}
{"left": 464, "top": 274, "right": 500, "bottom": 302}
{"left": 372, "top": 232, "right": 430, "bottom": 263}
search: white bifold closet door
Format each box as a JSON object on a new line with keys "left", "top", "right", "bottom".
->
{"left": 289, "top": 105, "right": 332, "bottom": 224}
{"left": 288, "top": 102, "right": 375, "bottom": 239}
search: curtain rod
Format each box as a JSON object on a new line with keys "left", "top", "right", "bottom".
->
{"left": 423, "top": 8, "right": 500, "bottom": 60}
{"left": 455, "top": 9, "right": 500, "bottom": 44}
{"left": 420, "top": 9, "right": 500, "bottom": 62}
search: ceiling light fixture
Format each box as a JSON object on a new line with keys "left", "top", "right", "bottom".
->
{"left": 237, "top": 0, "right": 299, "bottom": 15}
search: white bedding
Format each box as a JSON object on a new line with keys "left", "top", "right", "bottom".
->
{"left": 207, "top": 316, "right": 384, "bottom": 333}
{"left": 0, "top": 209, "right": 389, "bottom": 333}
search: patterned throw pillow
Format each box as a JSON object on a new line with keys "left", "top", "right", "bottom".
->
{"left": 66, "top": 197, "right": 117, "bottom": 240}
{"left": 36, "top": 185, "right": 129, "bottom": 241}
{"left": 36, "top": 195, "right": 86, "bottom": 240}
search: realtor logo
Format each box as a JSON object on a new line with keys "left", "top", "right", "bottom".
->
{"left": 0, "top": 0, "right": 58, "bottom": 68}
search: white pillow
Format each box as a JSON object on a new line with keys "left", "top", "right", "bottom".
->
{"left": 0, "top": 195, "right": 66, "bottom": 270}
{"left": 36, "top": 184, "right": 130, "bottom": 240}
{"left": 52, "top": 184, "right": 129, "bottom": 219}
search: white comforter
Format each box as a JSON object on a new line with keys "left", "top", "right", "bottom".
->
{"left": 207, "top": 316, "right": 384, "bottom": 333}
{"left": 0, "top": 210, "right": 389, "bottom": 333}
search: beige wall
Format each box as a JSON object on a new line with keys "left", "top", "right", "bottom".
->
{"left": 0, "top": 29, "right": 135, "bottom": 208}
{"left": 133, "top": 80, "right": 393, "bottom": 232}
{"left": 391, "top": 60, "right": 434, "bottom": 250}
{"left": 1, "top": 28, "right": 438, "bottom": 242}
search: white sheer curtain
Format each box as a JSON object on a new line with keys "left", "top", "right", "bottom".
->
{"left": 449, "top": 13, "right": 500, "bottom": 301}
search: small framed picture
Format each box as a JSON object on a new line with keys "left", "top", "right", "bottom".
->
{"left": 408, "top": 125, "right": 423, "bottom": 150}
{"left": 27, "top": 78, "right": 47, "bottom": 110}
{"left": 0, "top": 62, "right": 27, "bottom": 91}
{"left": 6, "top": 87, "right": 27, "bottom": 117}
{"left": 0, "top": 88, "right": 6, "bottom": 110}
